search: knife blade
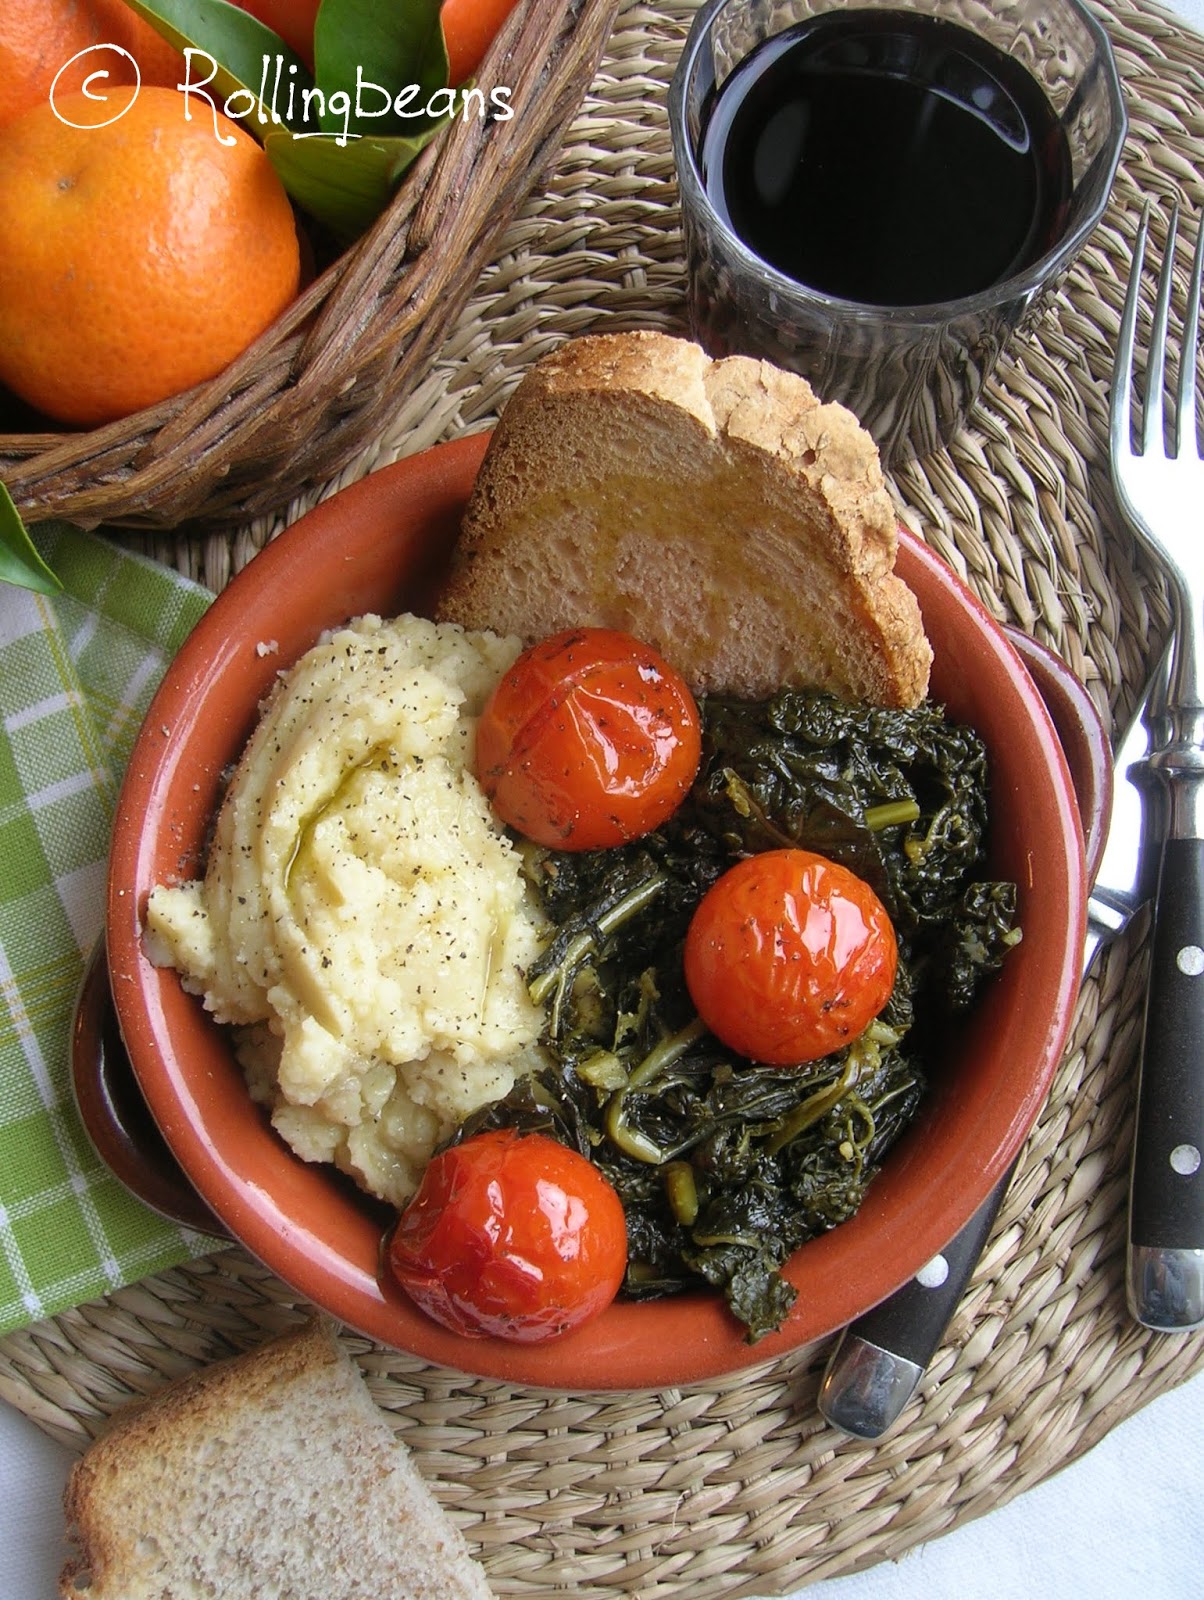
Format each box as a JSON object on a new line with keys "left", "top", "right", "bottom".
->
{"left": 1087, "top": 648, "right": 1170, "bottom": 968}
{"left": 817, "top": 652, "right": 1168, "bottom": 1439}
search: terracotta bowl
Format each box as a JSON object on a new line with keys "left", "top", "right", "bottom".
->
{"left": 107, "top": 432, "right": 1088, "bottom": 1389}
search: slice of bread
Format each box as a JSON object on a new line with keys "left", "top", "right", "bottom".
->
{"left": 59, "top": 1319, "right": 493, "bottom": 1600}
{"left": 436, "top": 331, "right": 931, "bottom": 708}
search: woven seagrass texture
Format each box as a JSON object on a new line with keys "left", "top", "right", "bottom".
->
{"left": 4, "top": 2, "right": 1204, "bottom": 1596}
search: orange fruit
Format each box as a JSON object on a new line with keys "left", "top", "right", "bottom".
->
{"left": 91, "top": 0, "right": 186, "bottom": 88}
{"left": 227, "top": 0, "right": 523, "bottom": 83}
{"left": 0, "top": 0, "right": 97, "bottom": 128}
{"left": 0, "top": 88, "right": 301, "bottom": 427}
{"left": 0, "top": 0, "right": 184, "bottom": 131}
{"left": 228, "top": 0, "right": 320, "bottom": 70}
{"left": 441, "top": 0, "right": 523, "bottom": 87}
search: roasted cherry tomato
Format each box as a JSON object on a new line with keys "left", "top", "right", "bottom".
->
{"left": 683, "top": 848, "right": 897, "bottom": 1065}
{"left": 475, "top": 628, "right": 702, "bottom": 851}
{"left": 387, "top": 1129, "right": 628, "bottom": 1342}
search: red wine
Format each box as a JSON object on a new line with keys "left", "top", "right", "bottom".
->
{"left": 699, "top": 10, "right": 1073, "bottom": 307}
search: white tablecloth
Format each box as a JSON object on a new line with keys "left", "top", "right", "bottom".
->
{"left": 7, "top": 0, "right": 1204, "bottom": 1591}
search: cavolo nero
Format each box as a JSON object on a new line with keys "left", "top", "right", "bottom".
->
{"left": 461, "top": 687, "right": 1021, "bottom": 1342}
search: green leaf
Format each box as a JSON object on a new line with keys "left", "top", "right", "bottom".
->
{"left": 264, "top": 117, "right": 448, "bottom": 241}
{"left": 123, "top": 0, "right": 315, "bottom": 132}
{"left": 312, "top": 0, "right": 449, "bottom": 139}
{"left": 126, "top": 0, "right": 458, "bottom": 237}
{"left": 0, "top": 485, "right": 62, "bottom": 596}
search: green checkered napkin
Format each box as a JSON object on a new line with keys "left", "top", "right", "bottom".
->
{"left": 0, "top": 523, "right": 221, "bottom": 1335}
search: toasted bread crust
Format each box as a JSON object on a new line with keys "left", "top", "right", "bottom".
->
{"left": 59, "top": 1318, "right": 493, "bottom": 1600}
{"left": 436, "top": 331, "right": 931, "bottom": 708}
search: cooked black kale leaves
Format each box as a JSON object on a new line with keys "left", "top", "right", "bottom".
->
{"left": 464, "top": 688, "right": 1020, "bottom": 1341}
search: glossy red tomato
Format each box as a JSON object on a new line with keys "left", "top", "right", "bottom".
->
{"left": 387, "top": 1129, "right": 629, "bottom": 1342}
{"left": 476, "top": 628, "right": 702, "bottom": 851}
{"left": 683, "top": 848, "right": 898, "bottom": 1065}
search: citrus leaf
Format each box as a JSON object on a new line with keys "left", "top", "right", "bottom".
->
{"left": 312, "top": 0, "right": 448, "bottom": 139}
{"left": 264, "top": 117, "right": 448, "bottom": 240}
{"left": 123, "top": 0, "right": 315, "bottom": 132}
{"left": 0, "top": 485, "right": 62, "bottom": 596}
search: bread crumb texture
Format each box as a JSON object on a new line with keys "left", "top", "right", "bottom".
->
{"left": 436, "top": 330, "right": 932, "bottom": 708}
{"left": 59, "top": 1319, "right": 494, "bottom": 1600}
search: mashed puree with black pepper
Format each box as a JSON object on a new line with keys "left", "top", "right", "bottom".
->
{"left": 145, "top": 613, "right": 547, "bottom": 1207}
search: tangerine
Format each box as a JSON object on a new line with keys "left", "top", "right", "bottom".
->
{"left": 0, "top": 0, "right": 184, "bottom": 130}
{"left": 227, "top": 0, "right": 523, "bottom": 84}
{"left": 0, "top": 88, "right": 301, "bottom": 427}
{"left": 90, "top": 0, "right": 186, "bottom": 88}
{"left": 229, "top": 0, "right": 320, "bottom": 70}
{"left": 441, "top": 0, "right": 523, "bottom": 86}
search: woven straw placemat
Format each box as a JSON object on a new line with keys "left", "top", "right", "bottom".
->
{"left": 4, "top": 1, "right": 1203, "bottom": 1593}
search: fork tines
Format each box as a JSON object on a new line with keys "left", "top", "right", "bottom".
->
{"left": 1115, "top": 200, "right": 1204, "bottom": 463}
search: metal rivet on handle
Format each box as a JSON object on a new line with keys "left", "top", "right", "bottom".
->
{"left": 915, "top": 1254, "right": 950, "bottom": 1288}
{"left": 1176, "top": 945, "right": 1204, "bottom": 976}
{"left": 1170, "top": 1144, "right": 1202, "bottom": 1177}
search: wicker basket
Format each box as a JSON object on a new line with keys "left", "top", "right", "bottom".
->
{"left": 0, "top": 0, "right": 621, "bottom": 533}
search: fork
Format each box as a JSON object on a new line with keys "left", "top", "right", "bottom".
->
{"left": 1110, "top": 200, "right": 1204, "bottom": 1332}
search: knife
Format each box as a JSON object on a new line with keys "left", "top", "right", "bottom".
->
{"left": 818, "top": 650, "right": 1169, "bottom": 1439}
{"left": 1126, "top": 671, "right": 1204, "bottom": 1333}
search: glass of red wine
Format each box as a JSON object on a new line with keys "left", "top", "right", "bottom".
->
{"left": 668, "top": 0, "right": 1125, "bottom": 464}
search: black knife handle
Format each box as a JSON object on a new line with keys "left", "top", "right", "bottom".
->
{"left": 1127, "top": 834, "right": 1204, "bottom": 1331}
{"left": 818, "top": 1167, "right": 1013, "bottom": 1437}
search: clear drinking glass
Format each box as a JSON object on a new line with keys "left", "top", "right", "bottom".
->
{"left": 668, "top": 0, "right": 1126, "bottom": 464}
